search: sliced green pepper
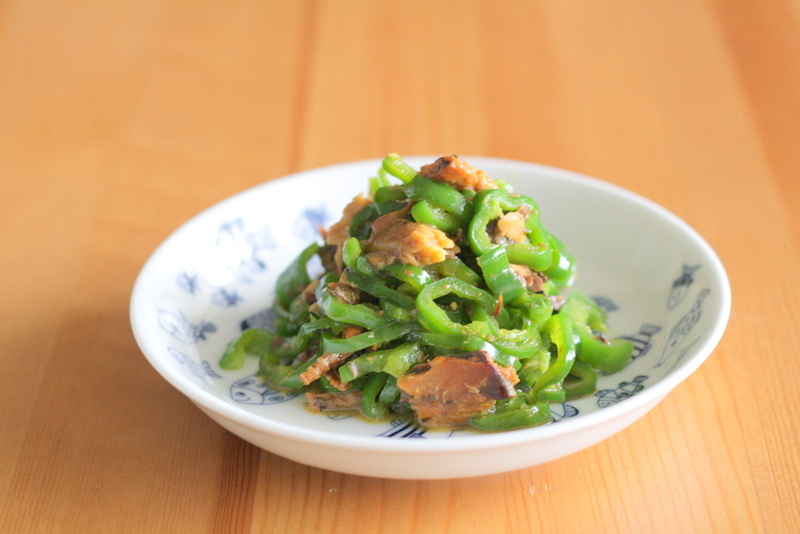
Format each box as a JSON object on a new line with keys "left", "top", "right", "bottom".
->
{"left": 404, "top": 175, "right": 473, "bottom": 222}
{"left": 373, "top": 184, "right": 408, "bottom": 202}
{"left": 530, "top": 313, "right": 576, "bottom": 400}
{"left": 558, "top": 292, "right": 632, "bottom": 373}
{"left": 382, "top": 153, "right": 418, "bottom": 184}
{"left": 321, "top": 322, "right": 413, "bottom": 354}
{"left": 274, "top": 242, "right": 319, "bottom": 309}
{"left": 470, "top": 399, "right": 552, "bottom": 431}
{"left": 219, "top": 328, "right": 275, "bottom": 370}
{"left": 477, "top": 245, "right": 527, "bottom": 303}
{"left": 346, "top": 269, "right": 416, "bottom": 309}
{"left": 563, "top": 359, "right": 598, "bottom": 399}
{"left": 575, "top": 326, "right": 633, "bottom": 374}
{"left": 317, "top": 290, "right": 389, "bottom": 330}
{"left": 425, "top": 257, "right": 482, "bottom": 286}
{"left": 410, "top": 199, "right": 462, "bottom": 233}
{"left": 338, "top": 342, "right": 424, "bottom": 382}
{"left": 360, "top": 372, "right": 391, "bottom": 420}
{"left": 415, "top": 277, "right": 497, "bottom": 337}
{"left": 384, "top": 263, "right": 437, "bottom": 292}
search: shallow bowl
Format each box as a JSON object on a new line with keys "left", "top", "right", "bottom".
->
{"left": 130, "top": 156, "right": 730, "bottom": 479}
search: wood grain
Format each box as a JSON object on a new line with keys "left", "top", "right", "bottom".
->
{"left": 1, "top": 1, "right": 798, "bottom": 532}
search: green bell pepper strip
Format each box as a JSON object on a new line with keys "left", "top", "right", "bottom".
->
{"left": 477, "top": 246, "right": 527, "bottom": 303}
{"left": 490, "top": 329, "right": 543, "bottom": 361}
{"left": 410, "top": 199, "right": 462, "bottom": 233}
{"left": 414, "top": 331, "right": 522, "bottom": 367}
{"left": 425, "top": 257, "right": 482, "bottom": 286}
{"left": 530, "top": 313, "right": 577, "bottom": 399}
{"left": 338, "top": 341, "right": 424, "bottom": 382}
{"left": 537, "top": 383, "right": 566, "bottom": 403}
{"left": 414, "top": 332, "right": 495, "bottom": 354}
{"left": 470, "top": 400, "right": 552, "bottom": 431}
{"left": 557, "top": 291, "right": 632, "bottom": 373}
{"left": 467, "top": 189, "right": 556, "bottom": 273}
{"left": 503, "top": 242, "right": 553, "bottom": 272}
{"left": 517, "top": 347, "right": 552, "bottom": 388}
{"left": 352, "top": 254, "right": 380, "bottom": 278}
{"left": 382, "top": 153, "right": 418, "bottom": 184}
{"left": 378, "top": 375, "right": 401, "bottom": 405}
{"left": 544, "top": 235, "right": 576, "bottom": 286}
{"left": 380, "top": 301, "right": 415, "bottom": 323}
{"left": 513, "top": 292, "right": 554, "bottom": 330}
{"left": 220, "top": 318, "right": 336, "bottom": 376}
{"left": 384, "top": 263, "right": 437, "bottom": 292}
{"left": 219, "top": 328, "right": 276, "bottom": 370}
{"left": 467, "top": 189, "right": 540, "bottom": 252}
{"left": 558, "top": 291, "right": 608, "bottom": 331}
{"left": 321, "top": 322, "right": 413, "bottom": 354}
{"left": 404, "top": 175, "right": 473, "bottom": 222}
{"left": 345, "top": 269, "right": 416, "bottom": 309}
{"left": 416, "top": 277, "right": 497, "bottom": 337}
{"left": 341, "top": 237, "right": 362, "bottom": 270}
{"left": 272, "top": 292, "right": 310, "bottom": 336}
{"left": 360, "top": 372, "right": 391, "bottom": 420}
{"left": 260, "top": 351, "right": 325, "bottom": 390}
{"left": 376, "top": 167, "right": 392, "bottom": 188}
{"left": 266, "top": 317, "right": 342, "bottom": 362}
{"left": 494, "top": 178, "right": 514, "bottom": 193}
{"left": 368, "top": 177, "right": 380, "bottom": 196}
{"left": 563, "top": 359, "right": 598, "bottom": 399}
{"left": 317, "top": 290, "right": 389, "bottom": 330}
{"left": 274, "top": 242, "right": 320, "bottom": 309}
{"left": 574, "top": 325, "right": 633, "bottom": 374}
{"left": 373, "top": 184, "right": 408, "bottom": 202}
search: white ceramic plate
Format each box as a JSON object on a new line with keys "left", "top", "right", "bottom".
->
{"left": 130, "top": 157, "right": 730, "bottom": 479}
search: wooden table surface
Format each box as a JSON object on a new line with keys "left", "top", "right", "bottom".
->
{"left": 2, "top": 1, "right": 799, "bottom": 532}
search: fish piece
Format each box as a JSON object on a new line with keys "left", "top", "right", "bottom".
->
{"left": 509, "top": 263, "right": 546, "bottom": 292}
{"left": 364, "top": 208, "right": 459, "bottom": 268}
{"left": 492, "top": 207, "right": 531, "bottom": 244}
{"left": 306, "top": 391, "right": 362, "bottom": 412}
{"left": 298, "top": 326, "right": 364, "bottom": 385}
{"left": 326, "top": 193, "right": 372, "bottom": 247}
{"left": 397, "top": 350, "right": 519, "bottom": 428}
{"left": 325, "top": 193, "right": 372, "bottom": 273}
{"left": 419, "top": 155, "right": 498, "bottom": 192}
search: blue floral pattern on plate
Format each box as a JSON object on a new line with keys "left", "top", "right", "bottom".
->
{"left": 150, "top": 202, "right": 714, "bottom": 438}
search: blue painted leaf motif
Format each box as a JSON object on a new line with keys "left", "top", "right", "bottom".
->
{"left": 215, "top": 218, "right": 275, "bottom": 283}
{"left": 551, "top": 403, "right": 579, "bottom": 422}
{"left": 595, "top": 376, "right": 648, "bottom": 408}
{"left": 591, "top": 295, "right": 618, "bottom": 313}
{"left": 618, "top": 323, "right": 662, "bottom": 363}
{"left": 668, "top": 264, "right": 701, "bottom": 310}
{"left": 293, "top": 205, "right": 330, "bottom": 241}
{"left": 377, "top": 418, "right": 428, "bottom": 438}
{"left": 663, "top": 337, "right": 702, "bottom": 375}
{"left": 167, "top": 347, "right": 221, "bottom": 379}
{"left": 230, "top": 375, "right": 300, "bottom": 405}
{"left": 201, "top": 361, "right": 223, "bottom": 379}
{"left": 158, "top": 309, "right": 217, "bottom": 343}
{"left": 657, "top": 289, "right": 709, "bottom": 367}
{"left": 211, "top": 288, "right": 243, "bottom": 308}
{"left": 176, "top": 272, "right": 202, "bottom": 295}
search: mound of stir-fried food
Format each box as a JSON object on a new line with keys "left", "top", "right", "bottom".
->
{"left": 220, "top": 155, "right": 633, "bottom": 431}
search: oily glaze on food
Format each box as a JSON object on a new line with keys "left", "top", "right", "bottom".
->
{"left": 220, "top": 154, "right": 634, "bottom": 431}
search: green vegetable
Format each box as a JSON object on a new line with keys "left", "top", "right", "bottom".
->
{"left": 218, "top": 154, "right": 632, "bottom": 432}
{"left": 477, "top": 245, "right": 527, "bottom": 303}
